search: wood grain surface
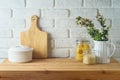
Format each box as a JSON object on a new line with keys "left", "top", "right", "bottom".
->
{"left": 0, "top": 58, "right": 119, "bottom": 71}
{"left": 0, "top": 58, "right": 120, "bottom": 80}
{"left": 20, "top": 15, "right": 48, "bottom": 59}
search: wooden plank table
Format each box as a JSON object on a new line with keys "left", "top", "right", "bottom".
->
{"left": 0, "top": 58, "right": 120, "bottom": 80}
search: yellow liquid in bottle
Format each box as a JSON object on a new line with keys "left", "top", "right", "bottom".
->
{"left": 76, "top": 42, "right": 90, "bottom": 61}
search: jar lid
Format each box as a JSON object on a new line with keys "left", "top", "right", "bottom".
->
{"left": 76, "top": 39, "right": 90, "bottom": 43}
{"left": 9, "top": 46, "right": 33, "bottom": 52}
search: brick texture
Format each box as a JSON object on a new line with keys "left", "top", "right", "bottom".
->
{"left": 0, "top": 0, "right": 120, "bottom": 58}
{"left": 70, "top": 48, "right": 76, "bottom": 58}
{"left": 55, "top": 18, "right": 79, "bottom": 28}
{"left": 48, "top": 49, "right": 69, "bottom": 58}
{"left": 0, "top": 49, "right": 8, "bottom": 58}
{"left": 112, "top": 19, "right": 120, "bottom": 28}
{"left": 84, "top": 0, "right": 111, "bottom": 8}
{"left": 42, "top": 28, "right": 68, "bottom": 39}
{"left": 55, "top": 0, "right": 82, "bottom": 8}
{"left": 55, "top": 38, "right": 76, "bottom": 48}
{"left": 26, "top": 0, "right": 53, "bottom": 8}
{"left": 0, "top": 29, "right": 12, "bottom": 38}
{"left": 70, "top": 8, "right": 97, "bottom": 18}
{"left": 0, "top": 9, "right": 11, "bottom": 18}
{"left": 0, "top": 38, "right": 20, "bottom": 48}
{"left": 112, "top": 0, "right": 120, "bottom": 8}
{"left": 41, "top": 9, "right": 69, "bottom": 18}
{"left": 13, "top": 9, "right": 40, "bottom": 19}
{"left": 0, "top": 18, "right": 25, "bottom": 28}
{"left": 70, "top": 27, "right": 87, "bottom": 38}
{"left": 100, "top": 8, "right": 120, "bottom": 18}
{"left": 0, "top": 0, "right": 25, "bottom": 8}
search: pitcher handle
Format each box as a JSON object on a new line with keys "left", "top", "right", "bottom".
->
{"left": 108, "top": 42, "right": 116, "bottom": 57}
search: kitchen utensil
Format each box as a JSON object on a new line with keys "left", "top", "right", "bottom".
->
{"left": 20, "top": 15, "right": 48, "bottom": 58}
{"left": 8, "top": 46, "right": 33, "bottom": 62}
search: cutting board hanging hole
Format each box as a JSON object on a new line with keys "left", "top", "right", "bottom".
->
{"left": 31, "top": 15, "right": 38, "bottom": 21}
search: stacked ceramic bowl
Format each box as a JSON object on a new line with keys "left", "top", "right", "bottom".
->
{"left": 8, "top": 46, "right": 33, "bottom": 63}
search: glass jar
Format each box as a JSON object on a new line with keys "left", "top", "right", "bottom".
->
{"left": 83, "top": 50, "right": 96, "bottom": 65}
{"left": 76, "top": 40, "right": 91, "bottom": 61}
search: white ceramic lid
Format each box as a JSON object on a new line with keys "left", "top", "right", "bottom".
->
{"left": 9, "top": 46, "right": 33, "bottom": 52}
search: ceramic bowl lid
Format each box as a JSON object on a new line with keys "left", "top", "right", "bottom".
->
{"left": 9, "top": 46, "right": 33, "bottom": 52}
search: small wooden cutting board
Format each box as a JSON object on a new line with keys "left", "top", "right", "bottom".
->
{"left": 20, "top": 15, "right": 48, "bottom": 59}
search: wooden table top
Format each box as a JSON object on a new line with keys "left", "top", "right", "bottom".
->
{"left": 0, "top": 58, "right": 119, "bottom": 71}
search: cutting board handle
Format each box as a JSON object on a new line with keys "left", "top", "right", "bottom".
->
{"left": 30, "top": 15, "right": 40, "bottom": 31}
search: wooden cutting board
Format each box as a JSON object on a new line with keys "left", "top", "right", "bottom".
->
{"left": 20, "top": 15, "right": 48, "bottom": 59}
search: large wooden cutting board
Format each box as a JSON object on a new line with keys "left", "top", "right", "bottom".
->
{"left": 20, "top": 15, "right": 47, "bottom": 59}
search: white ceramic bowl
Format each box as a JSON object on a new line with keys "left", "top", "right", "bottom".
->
{"left": 8, "top": 46, "right": 33, "bottom": 63}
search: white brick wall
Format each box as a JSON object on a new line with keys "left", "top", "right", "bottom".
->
{"left": 26, "top": 0, "right": 53, "bottom": 8}
{"left": 84, "top": 0, "right": 111, "bottom": 8}
{"left": 48, "top": 49, "right": 69, "bottom": 58}
{"left": 70, "top": 8, "right": 97, "bottom": 19}
{"left": 70, "top": 27, "right": 87, "bottom": 38}
{"left": 55, "top": 38, "right": 76, "bottom": 48}
{"left": 0, "top": 0, "right": 120, "bottom": 58}
{"left": 100, "top": 8, "right": 120, "bottom": 18}
{"left": 0, "top": 0, "right": 25, "bottom": 8}
{"left": 13, "top": 9, "right": 40, "bottom": 19}
{"left": 112, "top": 0, "right": 120, "bottom": 8}
{"left": 0, "top": 9, "right": 11, "bottom": 18}
{"left": 0, "top": 18, "right": 25, "bottom": 28}
{"left": 41, "top": 9, "right": 69, "bottom": 18}
{"left": 12, "top": 28, "right": 25, "bottom": 38}
{"left": 70, "top": 48, "right": 76, "bottom": 58}
{"left": 40, "top": 18, "right": 54, "bottom": 28}
{"left": 42, "top": 28, "right": 68, "bottom": 39}
{"left": 55, "top": 18, "right": 79, "bottom": 28}
{"left": 0, "top": 29, "right": 12, "bottom": 38}
{"left": 112, "top": 19, "right": 120, "bottom": 28}
{"left": 26, "top": 18, "right": 54, "bottom": 28}
{"left": 0, "top": 38, "right": 20, "bottom": 48}
{"left": 55, "top": 0, "right": 82, "bottom": 8}
{"left": 0, "top": 49, "right": 8, "bottom": 58}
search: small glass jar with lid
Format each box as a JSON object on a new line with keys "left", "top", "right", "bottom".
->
{"left": 83, "top": 50, "right": 96, "bottom": 65}
{"left": 76, "top": 39, "right": 91, "bottom": 61}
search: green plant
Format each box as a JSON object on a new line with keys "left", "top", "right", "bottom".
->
{"left": 75, "top": 9, "right": 111, "bottom": 41}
